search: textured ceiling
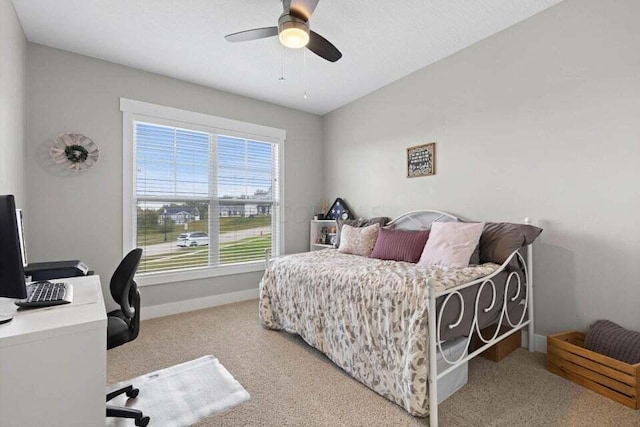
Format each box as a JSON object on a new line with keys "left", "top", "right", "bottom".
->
{"left": 12, "top": 0, "right": 563, "bottom": 115}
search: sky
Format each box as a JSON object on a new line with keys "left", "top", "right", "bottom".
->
{"left": 135, "top": 122, "right": 274, "bottom": 205}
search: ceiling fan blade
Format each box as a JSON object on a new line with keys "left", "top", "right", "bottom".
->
{"left": 225, "top": 27, "right": 278, "bottom": 43}
{"left": 307, "top": 31, "right": 342, "bottom": 62}
{"left": 289, "top": 0, "right": 319, "bottom": 21}
{"left": 282, "top": 0, "right": 292, "bottom": 13}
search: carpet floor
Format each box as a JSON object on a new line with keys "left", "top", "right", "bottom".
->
{"left": 108, "top": 300, "right": 640, "bottom": 426}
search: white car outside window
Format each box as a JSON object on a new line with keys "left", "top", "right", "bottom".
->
{"left": 176, "top": 232, "right": 209, "bottom": 247}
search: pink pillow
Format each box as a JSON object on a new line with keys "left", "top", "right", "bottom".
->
{"left": 418, "top": 222, "right": 485, "bottom": 268}
{"left": 370, "top": 228, "right": 430, "bottom": 263}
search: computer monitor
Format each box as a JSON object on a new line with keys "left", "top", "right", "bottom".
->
{"left": 0, "top": 195, "right": 28, "bottom": 299}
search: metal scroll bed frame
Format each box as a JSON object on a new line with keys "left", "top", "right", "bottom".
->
{"left": 266, "top": 210, "right": 535, "bottom": 427}
{"left": 387, "top": 211, "right": 534, "bottom": 427}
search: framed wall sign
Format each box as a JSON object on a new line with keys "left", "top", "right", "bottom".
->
{"left": 407, "top": 142, "right": 436, "bottom": 178}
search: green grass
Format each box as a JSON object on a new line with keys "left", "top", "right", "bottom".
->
{"left": 219, "top": 216, "right": 271, "bottom": 233}
{"left": 138, "top": 235, "right": 272, "bottom": 273}
{"left": 136, "top": 216, "right": 271, "bottom": 247}
{"left": 220, "top": 235, "right": 271, "bottom": 264}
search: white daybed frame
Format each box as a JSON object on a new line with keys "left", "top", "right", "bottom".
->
{"left": 266, "top": 210, "right": 535, "bottom": 427}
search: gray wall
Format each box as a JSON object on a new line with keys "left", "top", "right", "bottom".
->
{"left": 0, "top": 0, "right": 27, "bottom": 205}
{"left": 25, "top": 44, "right": 323, "bottom": 309}
{"left": 323, "top": 0, "right": 640, "bottom": 335}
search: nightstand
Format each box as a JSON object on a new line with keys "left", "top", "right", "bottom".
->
{"left": 310, "top": 219, "right": 337, "bottom": 251}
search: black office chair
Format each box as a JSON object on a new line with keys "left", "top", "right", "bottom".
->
{"left": 106, "top": 248, "right": 150, "bottom": 427}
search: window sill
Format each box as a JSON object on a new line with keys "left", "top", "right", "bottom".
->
{"left": 135, "top": 261, "right": 265, "bottom": 287}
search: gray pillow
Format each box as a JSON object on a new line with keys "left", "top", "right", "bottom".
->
{"left": 585, "top": 320, "right": 640, "bottom": 365}
{"left": 469, "top": 245, "right": 480, "bottom": 265}
{"left": 479, "top": 222, "right": 542, "bottom": 269}
{"left": 335, "top": 217, "right": 390, "bottom": 248}
{"left": 460, "top": 219, "right": 480, "bottom": 264}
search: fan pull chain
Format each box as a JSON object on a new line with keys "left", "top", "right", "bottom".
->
{"left": 303, "top": 49, "right": 308, "bottom": 99}
{"left": 279, "top": 44, "right": 286, "bottom": 81}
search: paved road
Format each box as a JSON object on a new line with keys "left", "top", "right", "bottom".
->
{"left": 143, "top": 226, "right": 271, "bottom": 257}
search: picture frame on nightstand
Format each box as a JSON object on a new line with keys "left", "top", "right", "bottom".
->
{"left": 310, "top": 219, "right": 337, "bottom": 251}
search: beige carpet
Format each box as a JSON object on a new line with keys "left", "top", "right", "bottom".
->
{"left": 108, "top": 300, "right": 640, "bottom": 426}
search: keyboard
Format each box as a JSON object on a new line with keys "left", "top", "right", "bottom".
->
{"left": 15, "top": 281, "right": 74, "bottom": 308}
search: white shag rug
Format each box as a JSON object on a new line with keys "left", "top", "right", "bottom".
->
{"left": 106, "top": 355, "right": 250, "bottom": 426}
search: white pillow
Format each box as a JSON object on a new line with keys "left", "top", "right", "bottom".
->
{"left": 338, "top": 223, "right": 380, "bottom": 257}
{"left": 418, "top": 222, "right": 485, "bottom": 268}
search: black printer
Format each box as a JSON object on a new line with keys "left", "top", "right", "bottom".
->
{"left": 25, "top": 260, "right": 91, "bottom": 281}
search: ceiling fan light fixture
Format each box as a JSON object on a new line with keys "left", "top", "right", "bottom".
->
{"left": 225, "top": 2, "right": 342, "bottom": 62}
{"left": 279, "top": 20, "right": 309, "bottom": 49}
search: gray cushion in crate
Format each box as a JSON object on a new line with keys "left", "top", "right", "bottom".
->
{"left": 585, "top": 320, "right": 640, "bottom": 365}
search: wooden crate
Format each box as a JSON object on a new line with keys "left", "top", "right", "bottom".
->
{"left": 547, "top": 331, "right": 640, "bottom": 409}
{"left": 471, "top": 325, "right": 522, "bottom": 362}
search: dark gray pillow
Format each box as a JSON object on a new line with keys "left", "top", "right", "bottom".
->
{"left": 460, "top": 219, "right": 480, "bottom": 264}
{"left": 585, "top": 320, "right": 640, "bottom": 365}
{"left": 479, "top": 222, "right": 542, "bottom": 269}
{"left": 335, "top": 217, "right": 390, "bottom": 248}
{"left": 469, "top": 245, "right": 480, "bottom": 265}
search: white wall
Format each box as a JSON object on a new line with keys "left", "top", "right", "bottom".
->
{"left": 323, "top": 0, "right": 640, "bottom": 335}
{"left": 25, "top": 44, "right": 323, "bottom": 309}
{"left": 0, "top": 0, "right": 27, "bottom": 205}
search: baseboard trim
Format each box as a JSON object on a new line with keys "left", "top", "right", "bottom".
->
{"left": 141, "top": 288, "right": 259, "bottom": 320}
{"left": 521, "top": 331, "right": 547, "bottom": 353}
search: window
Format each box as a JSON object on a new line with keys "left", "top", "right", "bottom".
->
{"left": 122, "top": 99, "right": 284, "bottom": 285}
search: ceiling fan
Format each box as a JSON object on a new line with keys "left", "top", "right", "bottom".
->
{"left": 224, "top": 0, "right": 342, "bottom": 63}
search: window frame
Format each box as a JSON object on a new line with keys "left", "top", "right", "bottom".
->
{"left": 121, "top": 98, "right": 285, "bottom": 287}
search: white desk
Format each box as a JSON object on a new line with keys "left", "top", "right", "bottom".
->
{"left": 0, "top": 275, "right": 107, "bottom": 427}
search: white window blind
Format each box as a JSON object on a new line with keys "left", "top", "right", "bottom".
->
{"left": 133, "top": 121, "right": 280, "bottom": 276}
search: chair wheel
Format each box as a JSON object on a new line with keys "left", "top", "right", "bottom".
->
{"left": 135, "top": 416, "right": 150, "bottom": 427}
{"left": 126, "top": 388, "right": 139, "bottom": 398}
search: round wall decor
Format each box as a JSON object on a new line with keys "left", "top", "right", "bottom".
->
{"left": 49, "top": 133, "right": 99, "bottom": 172}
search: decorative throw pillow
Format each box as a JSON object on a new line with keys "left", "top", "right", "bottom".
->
{"left": 335, "top": 217, "right": 390, "bottom": 248}
{"left": 338, "top": 223, "right": 380, "bottom": 257}
{"left": 418, "top": 222, "right": 485, "bottom": 268}
{"left": 479, "top": 222, "right": 543, "bottom": 269}
{"left": 461, "top": 220, "right": 481, "bottom": 265}
{"left": 469, "top": 245, "right": 481, "bottom": 265}
{"left": 369, "top": 228, "right": 430, "bottom": 263}
{"left": 585, "top": 320, "right": 640, "bottom": 364}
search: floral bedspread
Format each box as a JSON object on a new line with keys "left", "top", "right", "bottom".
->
{"left": 258, "top": 249, "right": 498, "bottom": 416}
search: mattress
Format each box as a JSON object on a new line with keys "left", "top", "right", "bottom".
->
{"left": 436, "top": 268, "right": 527, "bottom": 341}
{"left": 259, "top": 249, "right": 500, "bottom": 416}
